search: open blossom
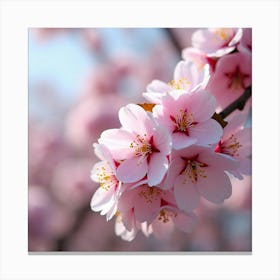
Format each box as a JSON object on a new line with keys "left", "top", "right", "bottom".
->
{"left": 98, "top": 104, "right": 172, "bottom": 186}
{"left": 141, "top": 206, "right": 197, "bottom": 240}
{"left": 192, "top": 28, "right": 243, "bottom": 57}
{"left": 115, "top": 183, "right": 197, "bottom": 241}
{"left": 206, "top": 50, "right": 252, "bottom": 111}
{"left": 90, "top": 144, "right": 122, "bottom": 220}
{"left": 215, "top": 114, "right": 252, "bottom": 179}
{"left": 143, "top": 60, "right": 209, "bottom": 104}
{"left": 117, "top": 183, "right": 176, "bottom": 225}
{"left": 164, "top": 145, "right": 238, "bottom": 212}
{"left": 153, "top": 90, "right": 223, "bottom": 149}
{"left": 89, "top": 28, "right": 252, "bottom": 243}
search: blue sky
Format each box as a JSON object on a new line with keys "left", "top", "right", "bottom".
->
{"left": 28, "top": 28, "right": 165, "bottom": 103}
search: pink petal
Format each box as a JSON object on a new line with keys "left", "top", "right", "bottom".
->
{"left": 116, "top": 157, "right": 148, "bottom": 183}
{"left": 118, "top": 104, "right": 150, "bottom": 135}
{"left": 163, "top": 157, "right": 185, "bottom": 190}
{"left": 142, "top": 91, "right": 166, "bottom": 104}
{"left": 173, "top": 211, "right": 197, "bottom": 233}
{"left": 152, "top": 125, "right": 172, "bottom": 154}
{"left": 238, "top": 158, "right": 252, "bottom": 175}
{"left": 174, "top": 175, "right": 200, "bottom": 211}
{"left": 141, "top": 222, "right": 153, "bottom": 237}
{"left": 90, "top": 186, "right": 114, "bottom": 212}
{"left": 190, "top": 119, "right": 223, "bottom": 145}
{"left": 187, "top": 91, "right": 216, "bottom": 121}
{"left": 134, "top": 188, "right": 161, "bottom": 223}
{"left": 197, "top": 169, "right": 232, "bottom": 203}
{"left": 153, "top": 105, "right": 176, "bottom": 133}
{"left": 172, "top": 132, "right": 197, "bottom": 150}
{"left": 106, "top": 203, "right": 118, "bottom": 221}
{"left": 147, "top": 79, "right": 170, "bottom": 93}
{"left": 119, "top": 209, "right": 136, "bottom": 233}
{"left": 115, "top": 220, "right": 137, "bottom": 241}
{"left": 99, "top": 128, "right": 134, "bottom": 160}
{"left": 93, "top": 144, "right": 116, "bottom": 171}
{"left": 173, "top": 61, "right": 195, "bottom": 91}
{"left": 174, "top": 61, "right": 189, "bottom": 81}
{"left": 151, "top": 215, "right": 175, "bottom": 240}
{"left": 147, "top": 153, "right": 169, "bottom": 186}
{"left": 223, "top": 114, "right": 247, "bottom": 138}
{"left": 202, "top": 151, "right": 239, "bottom": 171}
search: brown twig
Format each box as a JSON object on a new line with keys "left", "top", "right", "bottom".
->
{"left": 56, "top": 203, "right": 91, "bottom": 251}
{"left": 165, "top": 28, "right": 182, "bottom": 54}
{"left": 219, "top": 86, "right": 252, "bottom": 120}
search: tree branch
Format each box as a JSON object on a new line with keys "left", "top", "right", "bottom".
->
{"left": 219, "top": 86, "right": 252, "bottom": 120}
{"left": 165, "top": 28, "right": 182, "bottom": 54}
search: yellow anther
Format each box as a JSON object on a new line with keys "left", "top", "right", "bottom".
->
{"left": 139, "top": 187, "right": 162, "bottom": 204}
{"left": 168, "top": 77, "right": 191, "bottom": 90}
{"left": 183, "top": 159, "right": 207, "bottom": 184}
{"left": 158, "top": 209, "right": 177, "bottom": 223}
{"left": 223, "top": 134, "right": 242, "bottom": 157}
{"left": 214, "top": 28, "right": 229, "bottom": 40}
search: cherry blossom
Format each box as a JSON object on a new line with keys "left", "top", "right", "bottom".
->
{"left": 114, "top": 183, "right": 197, "bottom": 241}
{"left": 153, "top": 90, "right": 223, "bottom": 149}
{"left": 88, "top": 27, "right": 252, "bottom": 243}
{"left": 206, "top": 50, "right": 252, "bottom": 111}
{"left": 90, "top": 144, "right": 122, "bottom": 221}
{"left": 118, "top": 183, "right": 176, "bottom": 224}
{"left": 98, "top": 104, "right": 172, "bottom": 186}
{"left": 192, "top": 28, "right": 243, "bottom": 57}
{"left": 143, "top": 60, "right": 209, "bottom": 104}
{"left": 164, "top": 145, "right": 238, "bottom": 211}
{"left": 215, "top": 114, "right": 252, "bottom": 179}
{"left": 142, "top": 206, "right": 197, "bottom": 240}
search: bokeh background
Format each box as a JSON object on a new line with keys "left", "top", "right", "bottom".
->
{"left": 28, "top": 28, "right": 251, "bottom": 252}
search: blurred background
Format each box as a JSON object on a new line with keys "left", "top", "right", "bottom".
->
{"left": 28, "top": 28, "right": 251, "bottom": 252}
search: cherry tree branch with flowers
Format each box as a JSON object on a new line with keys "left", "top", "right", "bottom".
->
{"left": 50, "top": 28, "right": 251, "bottom": 245}
{"left": 88, "top": 27, "right": 252, "bottom": 242}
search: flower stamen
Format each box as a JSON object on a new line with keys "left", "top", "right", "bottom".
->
{"left": 215, "top": 134, "right": 242, "bottom": 157}
{"left": 138, "top": 187, "right": 162, "bottom": 204}
{"left": 168, "top": 77, "right": 191, "bottom": 90}
{"left": 181, "top": 155, "right": 208, "bottom": 184}
{"left": 170, "top": 109, "right": 197, "bottom": 135}
{"left": 96, "top": 163, "right": 118, "bottom": 191}
{"left": 158, "top": 209, "right": 177, "bottom": 223}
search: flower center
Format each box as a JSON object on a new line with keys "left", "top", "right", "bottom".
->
{"left": 96, "top": 163, "right": 118, "bottom": 191}
{"left": 215, "top": 134, "right": 242, "bottom": 157}
{"left": 129, "top": 134, "right": 152, "bottom": 157}
{"left": 158, "top": 209, "right": 177, "bottom": 223}
{"left": 181, "top": 155, "right": 208, "bottom": 184}
{"left": 214, "top": 28, "right": 230, "bottom": 41}
{"left": 170, "top": 109, "right": 197, "bottom": 135}
{"left": 225, "top": 66, "right": 249, "bottom": 90}
{"left": 168, "top": 77, "right": 191, "bottom": 90}
{"left": 138, "top": 186, "right": 162, "bottom": 204}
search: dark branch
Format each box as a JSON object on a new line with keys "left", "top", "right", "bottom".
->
{"left": 56, "top": 203, "right": 91, "bottom": 251}
{"left": 219, "top": 86, "right": 252, "bottom": 119}
{"left": 165, "top": 28, "right": 182, "bottom": 54}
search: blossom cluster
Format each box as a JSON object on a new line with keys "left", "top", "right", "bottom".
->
{"left": 90, "top": 28, "right": 252, "bottom": 241}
